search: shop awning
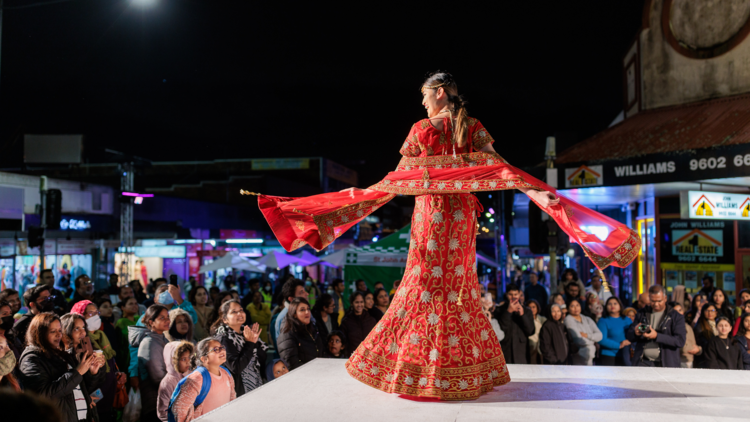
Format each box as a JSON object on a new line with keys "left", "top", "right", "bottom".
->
{"left": 557, "top": 93, "right": 750, "bottom": 164}
{"left": 198, "top": 251, "right": 264, "bottom": 273}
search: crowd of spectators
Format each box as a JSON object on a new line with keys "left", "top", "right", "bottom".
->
{"left": 507, "top": 270, "right": 750, "bottom": 370}
{"left": 1, "top": 269, "right": 749, "bottom": 422}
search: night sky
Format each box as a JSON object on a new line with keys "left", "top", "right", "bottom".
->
{"left": 0, "top": 0, "right": 644, "bottom": 186}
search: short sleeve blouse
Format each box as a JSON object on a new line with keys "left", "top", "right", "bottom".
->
{"left": 399, "top": 117, "right": 495, "bottom": 157}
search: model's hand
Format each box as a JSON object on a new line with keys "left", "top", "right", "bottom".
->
{"left": 535, "top": 190, "right": 560, "bottom": 208}
{"left": 619, "top": 340, "right": 631, "bottom": 349}
{"left": 580, "top": 332, "right": 588, "bottom": 339}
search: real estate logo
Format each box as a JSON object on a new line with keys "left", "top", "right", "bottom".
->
{"left": 691, "top": 194, "right": 714, "bottom": 217}
{"left": 564, "top": 165, "right": 603, "bottom": 188}
{"left": 672, "top": 229, "right": 723, "bottom": 257}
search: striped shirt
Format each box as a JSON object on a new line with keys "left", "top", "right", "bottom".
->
{"left": 68, "top": 364, "right": 87, "bottom": 420}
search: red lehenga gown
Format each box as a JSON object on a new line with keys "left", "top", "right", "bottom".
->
{"left": 252, "top": 117, "right": 641, "bottom": 401}
{"left": 344, "top": 118, "right": 509, "bottom": 400}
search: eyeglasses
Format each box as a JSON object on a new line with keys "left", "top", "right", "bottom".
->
{"left": 155, "top": 316, "right": 170, "bottom": 322}
{"left": 705, "top": 309, "right": 717, "bottom": 313}
{"left": 85, "top": 311, "right": 100, "bottom": 318}
{"left": 208, "top": 346, "right": 226, "bottom": 354}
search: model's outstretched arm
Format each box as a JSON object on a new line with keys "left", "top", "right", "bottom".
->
{"left": 477, "top": 143, "right": 560, "bottom": 208}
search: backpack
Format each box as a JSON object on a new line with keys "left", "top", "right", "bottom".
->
{"left": 167, "top": 365, "right": 232, "bottom": 422}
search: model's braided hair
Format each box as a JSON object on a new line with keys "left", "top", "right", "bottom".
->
{"left": 422, "top": 71, "right": 470, "bottom": 149}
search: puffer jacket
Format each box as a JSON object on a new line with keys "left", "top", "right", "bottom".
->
{"left": 129, "top": 325, "right": 168, "bottom": 415}
{"left": 276, "top": 323, "right": 324, "bottom": 370}
{"left": 164, "top": 307, "right": 195, "bottom": 343}
{"left": 157, "top": 341, "right": 195, "bottom": 421}
{"left": 18, "top": 346, "right": 105, "bottom": 422}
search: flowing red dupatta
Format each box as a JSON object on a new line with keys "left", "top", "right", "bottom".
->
{"left": 250, "top": 151, "right": 641, "bottom": 270}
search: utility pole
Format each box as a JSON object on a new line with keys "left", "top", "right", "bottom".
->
{"left": 545, "top": 137, "right": 558, "bottom": 294}
{"left": 39, "top": 176, "right": 48, "bottom": 272}
{"left": 120, "top": 163, "right": 134, "bottom": 283}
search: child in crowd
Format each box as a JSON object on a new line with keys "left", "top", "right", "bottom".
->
{"left": 157, "top": 341, "right": 196, "bottom": 421}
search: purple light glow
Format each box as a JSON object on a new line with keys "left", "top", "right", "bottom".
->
{"left": 122, "top": 192, "right": 154, "bottom": 197}
{"left": 488, "top": 208, "right": 495, "bottom": 214}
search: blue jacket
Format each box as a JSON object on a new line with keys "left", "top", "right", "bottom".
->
{"left": 597, "top": 316, "right": 631, "bottom": 357}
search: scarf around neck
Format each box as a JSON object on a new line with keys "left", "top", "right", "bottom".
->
{"left": 89, "top": 330, "right": 116, "bottom": 372}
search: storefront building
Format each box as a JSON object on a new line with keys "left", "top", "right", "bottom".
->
{"left": 544, "top": 1, "right": 750, "bottom": 303}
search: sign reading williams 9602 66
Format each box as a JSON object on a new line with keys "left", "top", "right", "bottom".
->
{"left": 558, "top": 143, "right": 750, "bottom": 188}
{"left": 680, "top": 190, "right": 750, "bottom": 220}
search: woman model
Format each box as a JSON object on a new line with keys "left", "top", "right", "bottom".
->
{"left": 252, "top": 72, "right": 640, "bottom": 400}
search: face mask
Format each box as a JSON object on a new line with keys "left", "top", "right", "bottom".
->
{"left": 0, "top": 315, "right": 14, "bottom": 331}
{"left": 158, "top": 290, "right": 174, "bottom": 306}
{"left": 327, "top": 288, "right": 335, "bottom": 296}
{"left": 83, "top": 285, "right": 95, "bottom": 296}
{"left": 305, "top": 281, "right": 312, "bottom": 288}
{"left": 264, "top": 285, "right": 271, "bottom": 292}
{"left": 86, "top": 315, "right": 102, "bottom": 332}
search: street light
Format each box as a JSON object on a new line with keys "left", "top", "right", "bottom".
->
{"left": 131, "top": 0, "right": 157, "bottom": 7}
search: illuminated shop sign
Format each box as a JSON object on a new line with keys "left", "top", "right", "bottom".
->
{"left": 660, "top": 219, "right": 735, "bottom": 271}
{"left": 60, "top": 219, "right": 91, "bottom": 230}
{"left": 564, "top": 165, "right": 603, "bottom": 188}
{"left": 680, "top": 190, "right": 750, "bottom": 220}
{"left": 119, "top": 246, "right": 186, "bottom": 258}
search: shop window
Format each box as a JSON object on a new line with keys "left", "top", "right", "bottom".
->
{"left": 739, "top": 221, "right": 750, "bottom": 249}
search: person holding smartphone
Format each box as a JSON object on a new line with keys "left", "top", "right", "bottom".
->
{"left": 626, "top": 285, "right": 686, "bottom": 367}
{"left": 493, "top": 284, "right": 535, "bottom": 364}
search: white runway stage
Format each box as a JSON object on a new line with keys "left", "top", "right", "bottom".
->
{"left": 197, "top": 359, "right": 750, "bottom": 422}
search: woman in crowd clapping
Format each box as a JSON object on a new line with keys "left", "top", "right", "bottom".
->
{"left": 277, "top": 297, "right": 324, "bottom": 370}
{"left": 19, "top": 313, "right": 104, "bottom": 422}
{"left": 212, "top": 300, "right": 266, "bottom": 396}
{"left": 71, "top": 301, "right": 125, "bottom": 422}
